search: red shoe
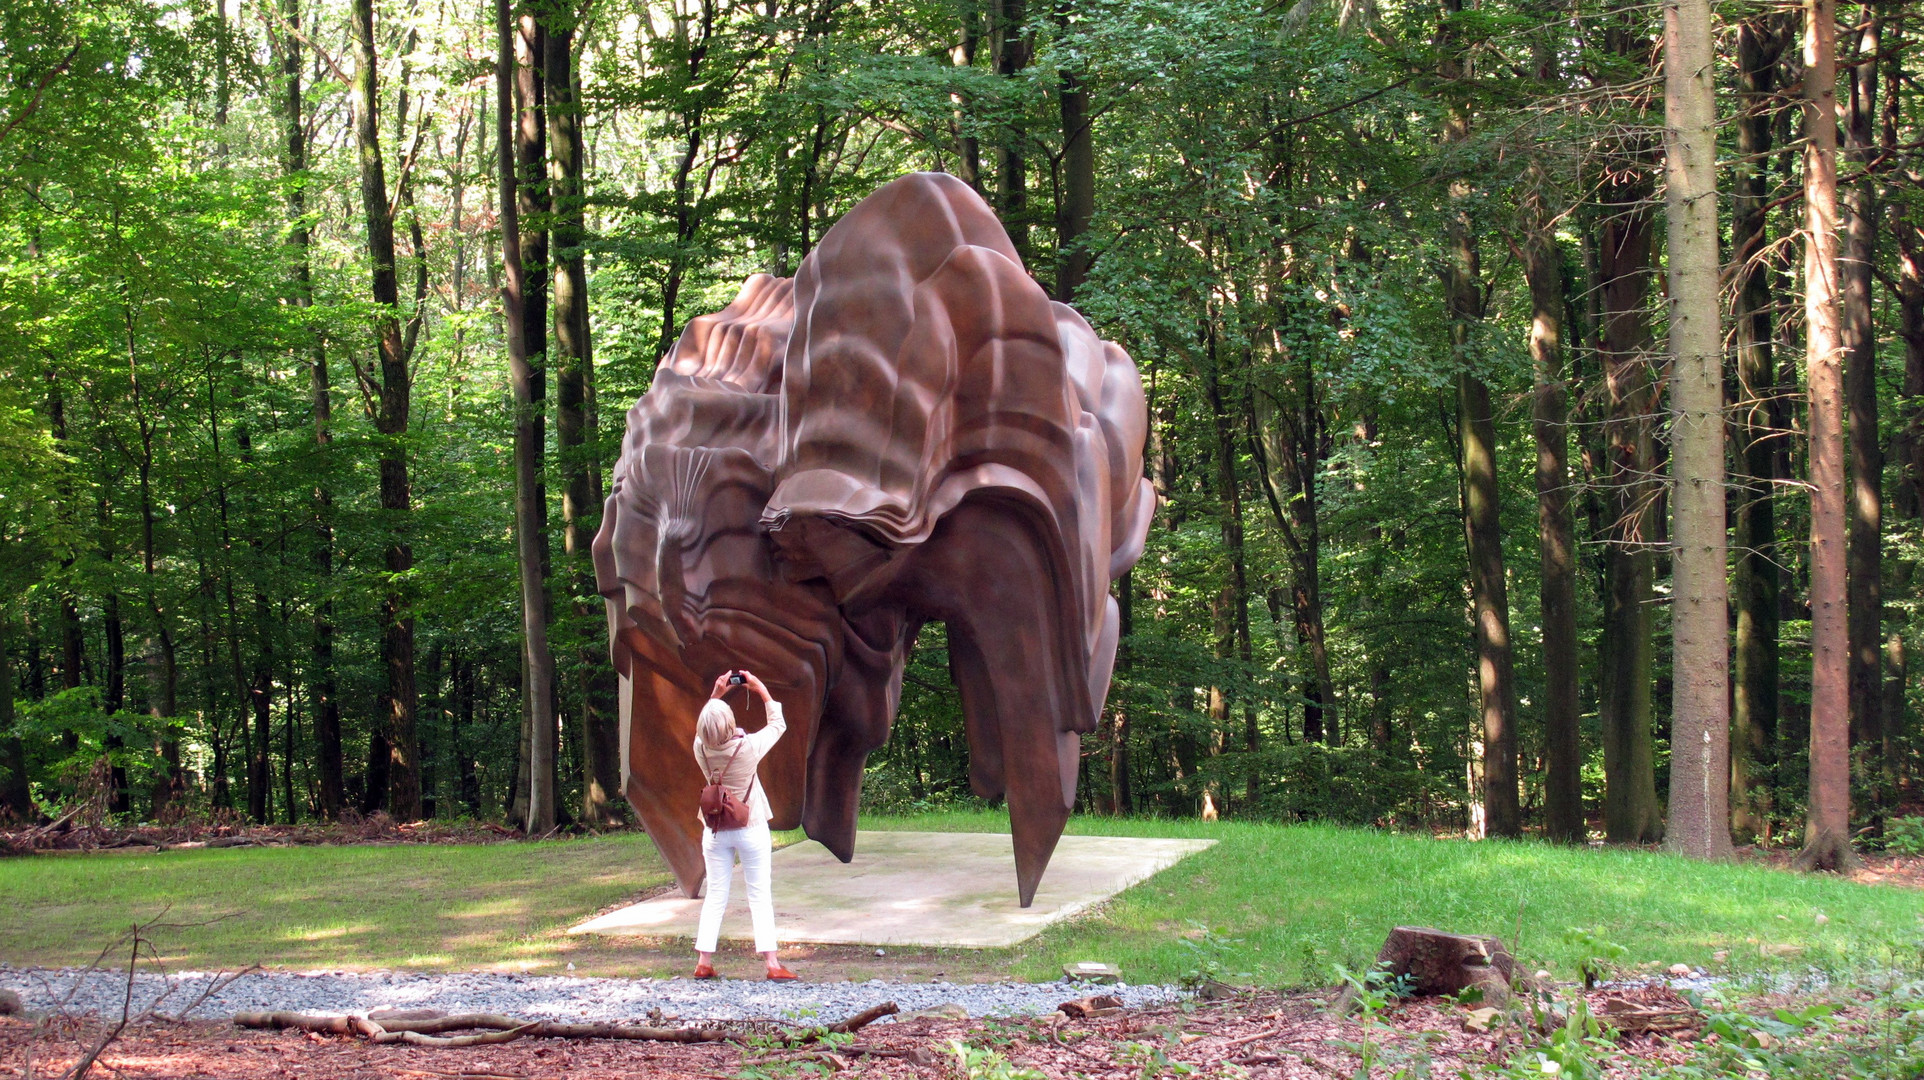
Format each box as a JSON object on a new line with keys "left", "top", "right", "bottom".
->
{"left": 766, "top": 965, "right": 799, "bottom": 981}
{"left": 692, "top": 963, "right": 717, "bottom": 979}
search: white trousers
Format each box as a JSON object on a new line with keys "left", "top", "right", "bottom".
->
{"left": 695, "top": 820, "right": 776, "bottom": 953}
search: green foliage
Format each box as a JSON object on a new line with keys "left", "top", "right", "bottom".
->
{"left": 0, "top": 0, "right": 1917, "bottom": 856}
{"left": 1559, "top": 928, "right": 1628, "bottom": 990}
{"left": 1479, "top": 997, "right": 1610, "bottom": 1080}
{"left": 1176, "top": 922, "right": 1251, "bottom": 989}
{"left": 1329, "top": 962, "right": 1428, "bottom": 1080}
{"left": 948, "top": 1038, "right": 1046, "bottom": 1080}
{"left": 1882, "top": 816, "right": 1924, "bottom": 857}
{"left": 13, "top": 687, "right": 180, "bottom": 809}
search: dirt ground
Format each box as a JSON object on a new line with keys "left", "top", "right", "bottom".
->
{"left": 1743, "top": 846, "right": 1924, "bottom": 889}
{"left": 5, "top": 983, "right": 1847, "bottom": 1080}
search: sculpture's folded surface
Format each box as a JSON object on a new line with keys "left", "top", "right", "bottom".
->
{"left": 593, "top": 172, "right": 1153, "bottom": 906}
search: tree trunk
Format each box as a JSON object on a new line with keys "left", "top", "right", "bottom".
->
{"left": 1795, "top": 0, "right": 1857, "bottom": 871}
{"left": 1661, "top": 0, "right": 1732, "bottom": 860}
{"left": 0, "top": 610, "right": 30, "bottom": 818}
{"left": 1841, "top": 11, "right": 1882, "bottom": 782}
{"left": 501, "top": 0, "right": 558, "bottom": 836}
{"left": 278, "top": 0, "right": 344, "bottom": 821}
{"left": 990, "top": 0, "right": 1029, "bottom": 263}
{"left": 132, "top": 387, "right": 178, "bottom": 814}
{"left": 191, "top": 549, "right": 229, "bottom": 808}
{"left": 1111, "top": 570, "right": 1133, "bottom": 815}
{"left": 1438, "top": 0, "right": 1517, "bottom": 838}
{"left": 1730, "top": 14, "right": 1783, "bottom": 843}
{"left": 283, "top": 673, "right": 299, "bottom": 822}
{"left": 1250, "top": 367, "right": 1334, "bottom": 747}
{"left": 1201, "top": 325, "right": 1255, "bottom": 808}
{"left": 545, "top": 12, "right": 619, "bottom": 826}
{"left": 1900, "top": 198, "right": 1924, "bottom": 531}
{"left": 455, "top": 653, "right": 483, "bottom": 814}
{"left": 1889, "top": 27, "right": 1918, "bottom": 795}
{"left": 94, "top": 448, "right": 130, "bottom": 815}
{"left": 1883, "top": 632, "right": 1906, "bottom": 790}
{"left": 49, "top": 369, "right": 81, "bottom": 718}
{"left": 1458, "top": 369, "right": 1519, "bottom": 838}
{"left": 952, "top": 1, "right": 982, "bottom": 191}
{"left": 1597, "top": 161, "right": 1664, "bottom": 844}
{"left": 1055, "top": 0, "right": 1093, "bottom": 302}
{"left": 229, "top": 422, "right": 274, "bottom": 824}
{"left": 652, "top": 6, "right": 709, "bottom": 362}
{"left": 210, "top": 402, "right": 253, "bottom": 818}
{"left": 250, "top": 598, "right": 273, "bottom": 822}
{"left": 350, "top": 0, "right": 421, "bottom": 820}
{"left": 1524, "top": 172, "right": 1582, "bottom": 844}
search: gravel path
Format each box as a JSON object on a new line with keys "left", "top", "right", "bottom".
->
{"left": 0, "top": 966, "right": 1179, "bottom": 1024}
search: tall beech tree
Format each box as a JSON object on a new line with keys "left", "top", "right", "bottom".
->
{"left": 1660, "top": 0, "right": 1730, "bottom": 861}
{"left": 1730, "top": 14, "right": 1784, "bottom": 842}
{"left": 990, "top": 0, "right": 1031, "bottom": 266}
{"left": 1797, "top": 0, "right": 1856, "bottom": 872}
{"left": 1440, "top": 0, "right": 1519, "bottom": 838}
{"left": 1841, "top": 8, "right": 1882, "bottom": 775}
{"left": 348, "top": 0, "right": 421, "bottom": 819}
{"left": 1890, "top": 21, "right": 1921, "bottom": 794}
{"left": 1054, "top": 1, "right": 1094, "bottom": 303}
{"left": 273, "top": 0, "right": 344, "bottom": 821}
{"left": 1592, "top": 9, "right": 1664, "bottom": 841}
{"left": 545, "top": 1, "right": 619, "bottom": 826}
{"left": 1516, "top": 0, "right": 1580, "bottom": 845}
{"left": 502, "top": 0, "right": 558, "bottom": 836}
{"left": 1523, "top": 167, "right": 1581, "bottom": 844}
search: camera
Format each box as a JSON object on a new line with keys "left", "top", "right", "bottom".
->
{"left": 728, "top": 672, "right": 745, "bottom": 686}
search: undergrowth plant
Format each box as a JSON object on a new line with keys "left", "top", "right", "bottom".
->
{"left": 1560, "top": 928, "right": 1628, "bottom": 990}
{"left": 1329, "top": 962, "right": 1427, "bottom": 1080}
{"left": 1884, "top": 816, "right": 1924, "bottom": 856}
{"left": 947, "top": 1038, "right": 1045, "bottom": 1080}
{"left": 1177, "top": 922, "right": 1252, "bottom": 989}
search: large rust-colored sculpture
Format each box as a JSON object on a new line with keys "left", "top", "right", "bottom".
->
{"left": 593, "top": 173, "right": 1153, "bottom": 906}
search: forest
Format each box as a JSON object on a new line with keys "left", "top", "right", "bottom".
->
{"left": 0, "top": 0, "right": 1916, "bottom": 862}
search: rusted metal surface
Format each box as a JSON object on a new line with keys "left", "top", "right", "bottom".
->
{"left": 592, "top": 173, "right": 1153, "bottom": 906}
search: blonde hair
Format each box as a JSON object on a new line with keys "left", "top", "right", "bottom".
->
{"left": 697, "top": 699, "right": 739, "bottom": 749}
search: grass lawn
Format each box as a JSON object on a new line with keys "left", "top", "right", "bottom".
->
{"left": 874, "top": 812, "right": 1924, "bottom": 987}
{"left": 1, "top": 835, "right": 674, "bottom": 974}
{"left": 3, "top": 812, "right": 1918, "bottom": 987}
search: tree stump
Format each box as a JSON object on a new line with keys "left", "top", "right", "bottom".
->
{"left": 1365, "top": 926, "right": 1515, "bottom": 1005}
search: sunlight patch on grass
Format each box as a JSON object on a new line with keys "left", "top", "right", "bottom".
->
{"left": 443, "top": 898, "right": 530, "bottom": 920}
{"left": 281, "top": 925, "right": 371, "bottom": 942}
{"left": 400, "top": 954, "right": 457, "bottom": 967}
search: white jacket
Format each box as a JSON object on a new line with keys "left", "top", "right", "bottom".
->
{"left": 691, "top": 701, "right": 786, "bottom": 828}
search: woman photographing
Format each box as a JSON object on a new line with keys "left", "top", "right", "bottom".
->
{"left": 691, "top": 668, "right": 797, "bottom": 980}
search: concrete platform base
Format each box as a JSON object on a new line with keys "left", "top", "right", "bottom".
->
{"left": 568, "top": 831, "right": 1215, "bottom": 948}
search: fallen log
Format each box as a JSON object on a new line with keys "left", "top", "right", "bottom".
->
{"left": 1058, "top": 995, "right": 1123, "bottom": 1019}
{"left": 233, "top": 1001, "right": 900, "bottom": 1048}
{"left": 237, "top": 1011, "right": 731, "bottom": 1044}
{"left": 1598, "top": 997, "right": 1701, "bottom": 1036}
{"left": 827, "top": 1002, "right": 901, "bottom": 1035}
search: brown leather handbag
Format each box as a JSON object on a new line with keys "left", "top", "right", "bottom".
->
{"left": 699, "top": 739, "right": 754, "bottom": 832}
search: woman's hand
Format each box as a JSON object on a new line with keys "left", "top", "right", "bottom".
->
{"left": 741, "top": 670, "right": 773, "bottom": 702}
{"left": 709, "top": 672, "right": 734, "bottom": 700}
